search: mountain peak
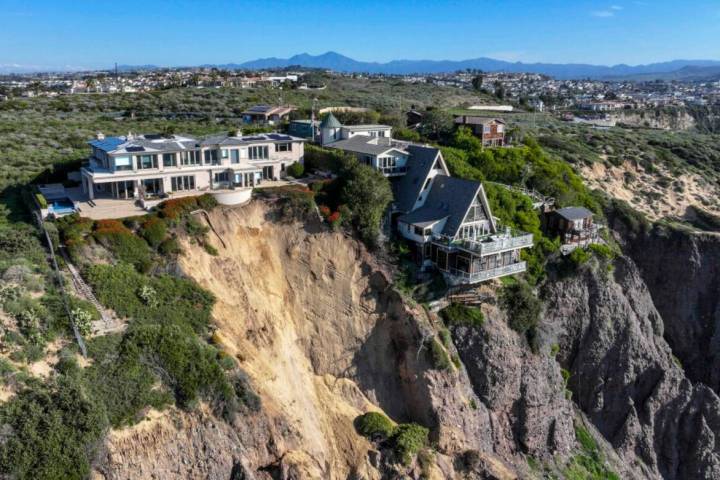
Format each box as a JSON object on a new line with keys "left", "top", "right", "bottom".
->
{"left": 233, "top": 52, "right": 720, "bottom": 80}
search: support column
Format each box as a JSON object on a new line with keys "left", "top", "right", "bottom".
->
{"left": 88, "top": 179, "right": 94, "bottom": 200}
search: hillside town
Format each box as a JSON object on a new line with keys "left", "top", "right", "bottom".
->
{"left": 2, "top": 67, "right": 720, "bottom": 114}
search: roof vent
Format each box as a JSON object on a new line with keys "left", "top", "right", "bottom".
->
{"left": 96, "top": 132, "right": 105, "bottom": 140}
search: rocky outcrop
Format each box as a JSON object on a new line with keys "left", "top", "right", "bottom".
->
{"left": 451, "top": 305, "right": 575, "bottom": 461}
{"left": 612, "top": 110, "right": 696, "bottom": 131}
{"left": 543, "top": 257, "right": 720, "bottom": 479}
{"left": 623, "top": 225, "right": 720, "bottom": 393}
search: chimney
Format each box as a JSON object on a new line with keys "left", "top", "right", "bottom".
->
{"left": 127, "top": 131, "right": 135, "bottom": 140}
{"left": 235, "top": 129, "right": 242, "bottom": 137}
{"left": 96, "top": 132, "right": 105, "bottom": 140}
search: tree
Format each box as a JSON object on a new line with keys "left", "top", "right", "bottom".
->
{"left": 471, "top": 74, "right": 484, "bottom": 91}
{"left": 340, "top": 161, "right": 393, "bottom": 247}
{"left": 418, "top": 110, "right": 454, "bottom": 141}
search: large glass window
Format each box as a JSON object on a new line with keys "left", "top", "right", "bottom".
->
{"left": 142, "top": 178, "right": 162, "bottom": 196}
{"left": 181, "top": 150, "right": 200, "bottom": 166}
{"left": 113, "top": 155, "right": 132, "bottom": 171}
{"left": 204, "top": 149, "right": 219, "bottom": 165}
{"left": 162, "top": 153, "right": 176, "bottom": 167}
{"left": 136, "top": 154, "right": 158, "bottom": 170}
{"left": 275, "top": 142, "right": 292, "bottom": 152}
{"left": 230, "top": 149, "right": 240, "bottom": 164}
{"left": 249, "top": 145, "right": 269, "bottom": 160}
{"left": 171, "top": 175, "right": 195, "bottom": 192}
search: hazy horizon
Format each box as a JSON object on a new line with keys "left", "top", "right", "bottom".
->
{"left": 2, "top": 0, "right": 720, "bottom": 72}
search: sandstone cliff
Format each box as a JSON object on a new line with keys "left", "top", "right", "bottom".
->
{"left": 93, "top": 201, "right": 720, "bottom": 479}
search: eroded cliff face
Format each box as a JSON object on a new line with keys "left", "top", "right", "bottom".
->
{"left": 93, "top": 201, "right": 720, "bottom": 479}
{"left": 623, "top": 226, "right": 720, "bottom": 392}
{"left": 543, "top": 257, "right": 720, "bottom": 479}
{"left": 95, "top": 202, "right": 526, "bottom": 479}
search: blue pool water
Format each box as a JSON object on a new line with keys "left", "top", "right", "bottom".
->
{"left": 50, "top": 199, "right": 76, "bottom": 215}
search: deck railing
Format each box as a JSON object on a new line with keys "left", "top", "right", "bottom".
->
{"left": 455, "top": 233, "right": 534, "bottom": 256}
{"left": 379, "top": 165, "right": 408, "bottom": 176}
{"left": 446, "top": 261, "right": 527, "bottom": 285}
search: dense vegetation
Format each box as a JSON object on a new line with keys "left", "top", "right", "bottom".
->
{"left": 0, "top": 196, "right": 258, "bottom": 479}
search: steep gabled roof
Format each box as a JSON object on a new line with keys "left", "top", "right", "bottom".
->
{"left": 420, "top": 175, "right": 484, "bottom": 237}
{"left": 392, "top": 145, "right": 445, "bottom": 213}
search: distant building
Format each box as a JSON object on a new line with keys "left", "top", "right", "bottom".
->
{"left": 241, "top": 105, "right": 296, "bottom": 125}
{"left": 319, "top": 113, "right": 392, "bottom": 146}
{"left": 454, "top": 116, "right": 506, "bottom": 147}
{"left": 544, "top": 206, "right": 600, "bottom": 254}
{"left": 288, "top": 119, "right": 319, "bottom": 140}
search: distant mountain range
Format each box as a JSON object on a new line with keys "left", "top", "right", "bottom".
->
{"left": 4, "top": 52, "right": 720, "bottom": 80}
{"left": 227, "top": 51, "right": 720, "bottom": 80}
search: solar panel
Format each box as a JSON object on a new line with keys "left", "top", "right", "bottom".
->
{"left": 126, "top": 146, "right": 145, "bottom": 152}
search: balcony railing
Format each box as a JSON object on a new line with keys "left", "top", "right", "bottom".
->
{"left": 379, "top": 165, "right": 408, "bottom": 176}
{"left": 433, "top": 232, "right": 533, "bottom": 256}
{"left": 456, "top": 233, "right": 534, "bottom": 256}
{"left": 446, "top": 261, "right": 527, "bottom": 285}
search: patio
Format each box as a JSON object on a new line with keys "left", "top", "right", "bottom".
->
{"left": 65, "top": 179, "right": 297, "bottom": 220}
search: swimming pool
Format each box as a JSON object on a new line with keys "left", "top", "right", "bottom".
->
{"left": 49, "top": 198, "right": 77, "bottom": 215}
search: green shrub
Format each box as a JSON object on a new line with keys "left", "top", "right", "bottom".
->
{"left": 158, "top": 237, "right": 182, "bottom": 255}
{"left": 93, "top": 221, "right": 151, "bottom": 272}
{"left": 500, "top": 281, "right": 541, "bottom": 336}
{"left": 568, "top": 248, "right": 591, "bottom": 266}
{"left": 286, "top": 162, "right": 304, "bottom": 178}
{"left": 85, "top": 263, "right": 215, "bottom": 334}
{"left": 563, "top": 423, "right": 620, "bottom": 480}
{"left": 339, "top": 160, "right": 393, "bottom": 247}
{"left": 355, "top": 411, "right": 395, "bottom": 440}
{"left": 392, "top": 423, "right": 430, "bottom": 465}
{"left": 140, "top": 217, "right": 167, "bottom": 248}
{"left": 196, "top": 193, "right": 218, "bottom": 211}
{"left": 440, "top": 303, "right": 484, "bottom": 327}
{"left": 427, "top": 337, "right": 451, "bottom": 370}
{"left": 588, "top": 243, "right": 615, "bottom": 261}
{"left": 203, "top": 243, "right": 219, "bottom": 256}
{"left": 0, "top": 373, "right": 107, "bottom": 480}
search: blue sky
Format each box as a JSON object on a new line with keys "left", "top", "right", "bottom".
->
{"left": 1, "top": 0, "right": 719, "bottom": 70}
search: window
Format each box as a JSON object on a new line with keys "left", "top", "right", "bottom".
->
{"left": 113, "top": 155, "right": 132, "bottom": 171}
{"left": 275, "top": 143, "right": 292, "bottom": 152}
{"left": 136, "top": 154, "right": 158, "bottom": 170}
{"left": 414, "top": 226, "right": 424, "bottom": 236}
{"left": 141, "top": 178, "right": 162, "bottom": 196}
{"left": 162, "top": 153, "right": 176, "bottom": 167}
{"left": 214, "top": 172, "right": 229, "bottom": 183}
{"left": 171, "top": 175, "right": 195, "bottom": 192}
{"left": 249, "top": 145, "right": 269, "bottom": 160}
{"left": 221, "top": 149, "right": 229, "bottom": 159}
{"left": 230, "top": 149, "right": 240, "bottom": 164}
{"left": 204, "top": 149, "right": 219, "bottom": 164}
{"left": 181, "top": 150, "right": 200, "bottom": 166}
